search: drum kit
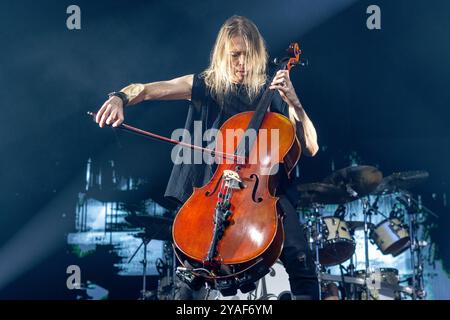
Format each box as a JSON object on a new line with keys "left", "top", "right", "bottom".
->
{"left": 297, "top": 165, "right": 432, "bottom": 300}
{"left": 123, "top": 165, "right": 433, "bottom": 301}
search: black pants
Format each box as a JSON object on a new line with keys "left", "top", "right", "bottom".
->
{"left": 278, "top": 196, "right": 319, "bottom": 300}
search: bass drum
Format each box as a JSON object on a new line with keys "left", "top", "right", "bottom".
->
{"left": 214, "top": 261, "right": 291, "bottom": 300}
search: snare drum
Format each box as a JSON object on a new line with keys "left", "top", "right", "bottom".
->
{"left": 371, "top": 218, "right": 410, "bottom": 256}
{"left": 319, "top": 217, "right": 356, "bottom": 266}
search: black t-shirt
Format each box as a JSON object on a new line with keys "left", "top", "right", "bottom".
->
{"left": 164, "top": 73, "right": 300, "bottom": 207}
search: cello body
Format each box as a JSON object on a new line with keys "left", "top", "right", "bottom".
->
{"left": 172, "top": 110, "right": 301, "bottom": 292}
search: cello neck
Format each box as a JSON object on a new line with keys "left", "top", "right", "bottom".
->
{"left": 234, "top": 60, "right": 288, "bottom": 159}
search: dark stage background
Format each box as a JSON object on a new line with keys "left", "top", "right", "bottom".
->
{"left": 0, "top": 0, "right": 449, "bottom": 299}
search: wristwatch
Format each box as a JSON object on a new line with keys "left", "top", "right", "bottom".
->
{"left": 108, "top": 91, "right": 129, "bottom": 107}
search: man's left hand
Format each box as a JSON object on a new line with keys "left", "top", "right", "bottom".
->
{"left": 269, "top": 70, "right": 300, "bottom": 107}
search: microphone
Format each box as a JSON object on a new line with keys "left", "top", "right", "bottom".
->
{"left": 372, "top": 194, "right": 381, "bottom": 210}
{"left": 396, "top": 196, "right": 409, "bottom": 208}
{"left": 346, "top": 185, "right": 358, "bottom": 198}
{"left": 396, "top": 196, "right": 420, "bottom": 213}
{"left": 334, "top": 205, "right": 346, "bottom": 219}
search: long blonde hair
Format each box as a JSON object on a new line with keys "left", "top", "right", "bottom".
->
{"left": 202, "top": 15, "right": 268, "bottom": 105}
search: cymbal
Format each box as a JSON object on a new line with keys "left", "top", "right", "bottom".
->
{"left": 297, "top": 182, "right": 354, "bottom": 205}
{"left": 125, "top": 214, "right": 173, "bottom": 241}
{"left": 373, "top": 170, "right": 429, "bottom": 194}
{"left": 323, "top": 165, "right": 383, "bottom": 197}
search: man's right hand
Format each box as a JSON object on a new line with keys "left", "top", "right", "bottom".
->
{"left": 95, "top": 96, "right": 125, "bottom": 128}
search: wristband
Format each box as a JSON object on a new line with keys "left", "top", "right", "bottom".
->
{"left": 108, "top": 91, "right": 129, "bottom": 107}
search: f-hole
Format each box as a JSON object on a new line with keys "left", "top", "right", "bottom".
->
{"left": 250, "top": 174, "right": 263, "bottom": 203}
{"left": 205, "top": 176, "right": 223, "bottom": 197}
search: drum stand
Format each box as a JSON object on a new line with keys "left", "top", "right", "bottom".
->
{"left": 343, "top": 226, "right": 357, "bottom": 301}
{"left": 405, "top": 195, "right": 426, "bottom": 300}
{"left": 128, "top": 233, "right": 154, "bottom": 300}
{"left": 347, "top": 260, "right": 357, "bottom": 300}
{"left": 305, "top": 204, "right": 323, "bottom": 300}
{"left": 361, "top": 197, "right": 373, "bottom": 300}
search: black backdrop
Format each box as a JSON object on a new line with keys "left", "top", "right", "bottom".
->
{"left": 0, "top": 0, "right": 449, "bottom": 298}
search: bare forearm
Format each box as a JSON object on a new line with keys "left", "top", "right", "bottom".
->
{"left": 120, "top": 75, "right": 193, "bottom": 106}
{"left": 288, "top": 102, "right": 319, "bottom": 157}
{"left": 119, "top": 83, "right": 146, "bottom": 106}
{"left": 268, "top": 70, "right": 319, "bottom": 156}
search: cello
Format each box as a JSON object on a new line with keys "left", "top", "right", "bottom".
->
{"left": 172, "top": 43, "right": 303, "bottom": 294}
{"left": 88, "top": 43, "right": 304, "bottom": 295}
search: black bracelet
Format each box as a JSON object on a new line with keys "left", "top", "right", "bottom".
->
{"left": 108, "top": 91, "right": 129, "bottom": 107}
